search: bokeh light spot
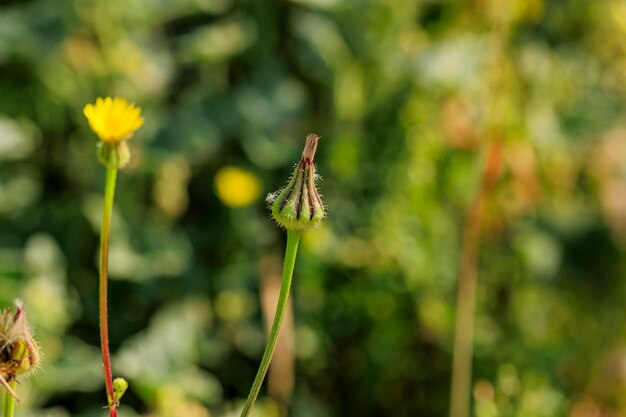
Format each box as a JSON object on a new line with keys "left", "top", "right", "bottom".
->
{"left": 214, "top": 166, "right": 262, "bottom": 208}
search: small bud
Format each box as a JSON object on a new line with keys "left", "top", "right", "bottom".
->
{"left": 97, "top": 141, "right": 131, "bottom": 169}
{"left": 267, "top": 134, "right": 325, "bottom": 231}
{"left": 110, "top": 377, "right": 129, "bottom": 407}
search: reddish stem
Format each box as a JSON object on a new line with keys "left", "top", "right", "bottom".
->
{"left": 100, "top": 167, "right": 118, "bottom": 417}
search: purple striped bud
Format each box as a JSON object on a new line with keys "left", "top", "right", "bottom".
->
{"left": 267, "top": 134, "right": 325, "bottom": 231}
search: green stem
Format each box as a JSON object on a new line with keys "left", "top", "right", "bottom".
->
{"left": 240, "top": 230, "right": 302, "bottom": 417}
{"left": 99, "top": 167, "right": 118, "bottom": 417}
{"left": 449, "top": 209, "right": 480, "bottom": 417}
{"left": 3, "top": 381, "right": 15, "bottom": 417}
{"left": 449, "top": 7, "right": 508, "bottom": 414}
{"left": 449, "top": 138, "right": 502, "bottom": 417}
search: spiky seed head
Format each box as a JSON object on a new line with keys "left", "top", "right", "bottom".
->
{"left": 0, "top": 301, "right": 40, "bottom": 402}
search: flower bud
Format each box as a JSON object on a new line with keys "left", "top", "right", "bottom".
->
{"left": 267, "top": 134, "right": 325, "bottom": 231}
{"left": 111, "top": 377, "right": 129, "bottom": 407}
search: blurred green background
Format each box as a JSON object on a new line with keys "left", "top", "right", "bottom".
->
{"left": 1, "top": 0, "right": 626, "bottom": 416}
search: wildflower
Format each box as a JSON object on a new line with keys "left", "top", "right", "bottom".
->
{"left": 83, "top": 97, "right": 144, "bottom": 169}
{"left": 83, "top": 96, "right": 144, "bottom": 416}
{"left": 267, "top": 134, "right": 325, "bottom": 231}
{"left": 83, "top": 97, "right": 144, "bottom": 143}
{"left": 214, "top": 166, "right": 262, "bottom": 208}
{"left": 0, "top": 301, "right": 40, "bottom": 402}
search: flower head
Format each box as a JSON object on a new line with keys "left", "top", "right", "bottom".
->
{"left": 267, "top": 134, "right": 325, "bottom": 231}
{"left": 0, "top": 301, "right": 40, "bottom": 402}
{"left": 83, "top": 97, "right": 144, "bottom": 169}
{"left": 83, "top": 97, "right": 144, "bottom": 143}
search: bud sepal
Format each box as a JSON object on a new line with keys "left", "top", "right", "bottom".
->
{"left": 97, "top": 141, "right": 131, "bottom": 169}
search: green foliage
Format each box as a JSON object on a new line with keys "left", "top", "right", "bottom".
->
{"left": 1, "top": 0, "right": 626, "bottom": 416}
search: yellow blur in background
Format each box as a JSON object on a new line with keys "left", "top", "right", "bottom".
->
{"left": 214, "top": 166, "right": 262, "bottom": 208}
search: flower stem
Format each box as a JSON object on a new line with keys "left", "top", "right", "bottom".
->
{"left": 3, "top": 380, "right": 15, "bottom": 417}
{"left": 240, "top": 230, "right": 302, "bottom": 417}
{"left": 99, "top": 167, "right": 118, "bottom": 417}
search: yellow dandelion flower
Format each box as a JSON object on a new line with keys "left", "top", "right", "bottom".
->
{"left": 214, "top": 166, "right": 262, "bottom": 208}
{"left": 83, "top": 97, "right": 144, "bottom": 142}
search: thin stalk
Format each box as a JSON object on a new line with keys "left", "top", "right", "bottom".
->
{"left": 240, "top": 230, "right": 302, "bottom": 417}
{"left": 449, "top": 135, "right": 502, "bottom": 417}
{"left": 3, "top": 381, "right": 15, "bottom": 417}
{"left": 449, "top": 6, "right": 510, "bottom": 416}
{"left": 99, "top": 167, "right": 118, "bottom": 417}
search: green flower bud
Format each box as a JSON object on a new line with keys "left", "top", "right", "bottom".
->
{"left": 97, "top": 141, "right": 131, "bottom": 169}
{"left": 267, "top": 134, "right": 325, "bottom": 231}
{"left": 110, "top": 377, "right": 129, "bottom": 407}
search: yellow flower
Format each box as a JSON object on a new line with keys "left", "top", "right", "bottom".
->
{"left": 83, "top": 97, "right": 144, "bottom": 142}
{"left": 214, "top": 166, "right": 262, "bottom": 208}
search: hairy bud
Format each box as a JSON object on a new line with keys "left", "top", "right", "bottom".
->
{"left": 267, "top": 134, "right": 325, "bottom": 231}
{"left": 0, "top": 301, "right": 40, "bottom": 402}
